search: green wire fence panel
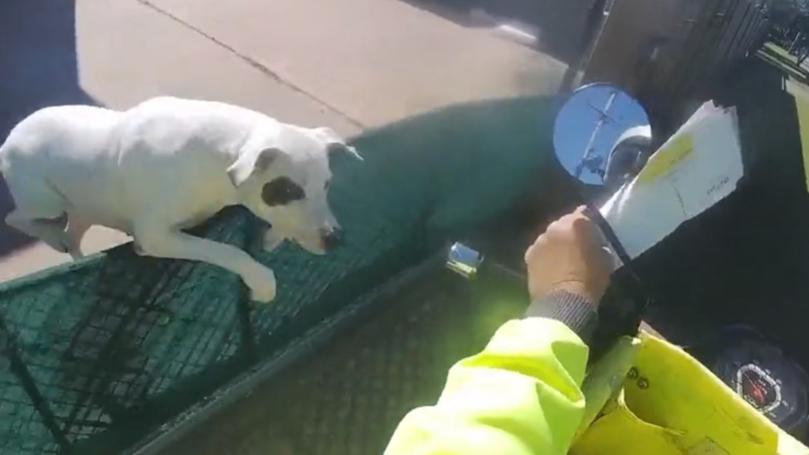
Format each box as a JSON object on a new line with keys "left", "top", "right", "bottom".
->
{"left": 0, "top": 213, "right": 251, "bottom": 454}
{"left": 0, "top": 97, "right": 558, "bottom": 454}
{"left": 161, "top": 259, "right": 529, "bottom": 455}
{"left": 0, "top": 354, "right": 61, "bottom": 454}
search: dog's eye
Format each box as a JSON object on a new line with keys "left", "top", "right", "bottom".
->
{"left": 262, "top": 177, "right": 305, "bottom": 206}
{"left": 324, "top": 181, "right": 331, "bottom": 191}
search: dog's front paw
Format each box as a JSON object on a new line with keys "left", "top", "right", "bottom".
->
{"left": 244, "top": 268, "right": 277, "bottom": 303}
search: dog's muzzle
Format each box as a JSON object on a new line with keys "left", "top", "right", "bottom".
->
{"left": 321, "top": 227, "right": 343, "bottom": 251}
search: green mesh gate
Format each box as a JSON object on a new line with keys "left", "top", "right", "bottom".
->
{"left": 0, "top": 96, "right": 560, "bottom": 454}
{"left": 153, "top": 253, "right": 530, "bottom": 455}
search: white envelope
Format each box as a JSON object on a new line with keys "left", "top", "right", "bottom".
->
{"left": 600, "top": 101, "right": 744, "bottom": 260}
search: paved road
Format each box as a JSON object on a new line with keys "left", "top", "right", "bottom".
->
{"left": 0, "top": 0, "right": 565, "bottom": 282}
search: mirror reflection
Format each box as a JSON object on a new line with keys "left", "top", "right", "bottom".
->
{"left": 553, "top": 84, "right": 652, "bottom": 187}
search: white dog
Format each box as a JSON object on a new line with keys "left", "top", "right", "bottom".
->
{"left": 0, "top": 97, "right": 360, "bottom": 303}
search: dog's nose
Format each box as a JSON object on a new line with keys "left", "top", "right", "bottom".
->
{"left": 321, "top": 227, "right": 343, "bottom": 251}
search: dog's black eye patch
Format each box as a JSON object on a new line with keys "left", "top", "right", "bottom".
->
{"left": 262, "top": 177, "right": 305, "bottom": 206}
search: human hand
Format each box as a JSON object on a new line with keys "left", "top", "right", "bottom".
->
{"left": 524, "top": 206, "right": 614, "bottom": 304}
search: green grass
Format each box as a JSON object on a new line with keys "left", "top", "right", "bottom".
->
{"left": 759, "top": 42, "right": 808, "bottom": 82}
{"left": 765, "top": 42, "right": 798, "bottom": 63}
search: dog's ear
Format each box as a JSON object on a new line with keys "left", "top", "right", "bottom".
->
{"left": 227, "top": 147, "right": 282, "bottom": 187}
{"left": 314, "top": 127, "right": 363, "bottom": 161}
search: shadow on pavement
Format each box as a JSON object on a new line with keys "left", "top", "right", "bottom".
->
{"left": 0, "top": 0, "right": 99, "bottom": 257}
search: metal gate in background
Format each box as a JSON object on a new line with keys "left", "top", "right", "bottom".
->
{"left": 583, "top": 0, "right": 771, "bottom": 132}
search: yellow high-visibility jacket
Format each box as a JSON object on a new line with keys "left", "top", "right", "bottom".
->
{"left": 385, "top": 317, "right": 809, "bottom": 455}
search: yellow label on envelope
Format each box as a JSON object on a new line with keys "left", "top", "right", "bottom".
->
{"left": 637, "top": 134, "right": 694, "bottom": 184}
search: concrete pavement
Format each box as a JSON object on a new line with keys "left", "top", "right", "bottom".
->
{"left": 0, "top": 0, "right": 565, "bottom": 282}
{"left": 143, "top": 0, "right": 563, "bottom": 126}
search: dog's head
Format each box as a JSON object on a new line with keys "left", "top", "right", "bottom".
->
{"left": 226, "top": 125, "right": 361, "bottom": 254}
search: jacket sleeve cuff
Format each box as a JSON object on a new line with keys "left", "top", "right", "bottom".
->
{"left": 524, "top": 290, "right": 598, "bottom": 344}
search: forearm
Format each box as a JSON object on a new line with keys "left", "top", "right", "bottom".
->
{"left": 384, "top": 311, "right": 590, "bottom": 455}
{"left": 386, "top": 205, "right": 609, "bottom": 454}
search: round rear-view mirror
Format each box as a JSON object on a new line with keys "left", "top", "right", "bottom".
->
{"left": 553, "top": 83, "right": 652, "bottom": 187}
